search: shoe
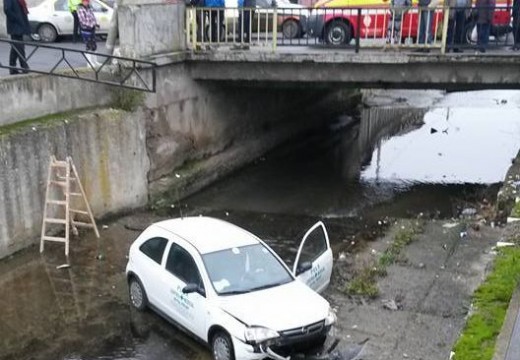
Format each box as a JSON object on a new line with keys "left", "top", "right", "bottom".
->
{"left": 9, "top": 69, "right": 20, "bottom": 75}
{"left": 509, "top": 46, "right": 519, "bottom": 51}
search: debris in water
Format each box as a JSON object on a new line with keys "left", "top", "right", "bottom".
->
{"left": 102, "top": 225, "right": 109, "bottom": 229}
{"left": 382, "top": 299, "right": 400, "bottom": 311}
{"left": 443, "top": 223, "right": 458, "bottom": 229}
{"left": 56, "top": 264, "right": 70, "bottom": 270}
{"left": 430, "top": 128, "right": 438, "bottom": 134}
{"left": 495, "top": 241, "right": 515, "bottom": 248}
{"left": 461, "top": 208, "right": 477, "bottom": 217}
{"left": 460, "top": 231, "right": 467, "bottom": 238}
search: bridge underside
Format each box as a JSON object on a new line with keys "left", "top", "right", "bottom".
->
{"left": 186, "top": 51, "right": 520, "bottom": 91}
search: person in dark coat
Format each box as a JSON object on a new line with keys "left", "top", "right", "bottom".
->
{"left": 3, "top": 0, "right": 31, "bottom": 74}
{"left": 512, "top": 0, "right": 520, "bottom": 50}
{"left": 447, "top": 0, "right": 471, "bottom": 52}
{"left": 475, "top": 0, "right": 495, "bottom": 52}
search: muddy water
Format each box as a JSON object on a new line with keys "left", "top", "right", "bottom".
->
{"left": 1, "top": 91, "right": 520, "bottom": 360}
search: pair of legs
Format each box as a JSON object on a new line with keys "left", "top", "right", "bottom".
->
{"left": 476, "top": 22, "right": 490, "bottom": 52}
{"left": 9, "top": 35, "right": 29, "bottom": 75}
{"left": 81, "top": 28, "right": 97, "bottom": 51}
{"left": 238, "top": 8, "right": 255, "bottom": 43}
{"left": 447, "top": 9, "right": 466, "bottom": 51}
{"left": 418, "top": 8, "right": 434, "bottom": 44}
{"left": 72, "top": 11, "right": 81, "bottom": 42}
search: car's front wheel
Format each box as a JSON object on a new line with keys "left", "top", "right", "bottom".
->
{"left": 282, "top": 19, "right": 302, "bottom": 39}
{"left": 129, "top": 276, "right": 148, "bottom": 311}
{"left": 325, "top": 20, "right": 352, "bottom": 45}
{"left": 37, "top": 23, "right": 58, "bottom": 43}
{"left": 211, "top": 331, "right": 235, "bottom": 360}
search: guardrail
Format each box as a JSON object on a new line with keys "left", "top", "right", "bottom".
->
{"left": 0, "top": 39, "right": 157, "bottom": 92}
{"left": 185, "top": 4, "right": 519, "bottom": 54}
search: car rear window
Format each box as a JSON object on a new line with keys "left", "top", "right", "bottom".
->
{"left": 139, "top": 237, "right": 168, "bottom": 264}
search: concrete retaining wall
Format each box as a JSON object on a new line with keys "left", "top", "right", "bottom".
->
{"left": 0, "top": 109, "right": 149, "bottom": 257}
{"left": 0, "top": 75, "right": 113, "bottom": 127}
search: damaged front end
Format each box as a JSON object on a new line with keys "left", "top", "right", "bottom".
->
{"left": 246, "top": 321, "right": 336, "bottom": 360}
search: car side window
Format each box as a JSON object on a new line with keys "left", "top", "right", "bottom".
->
{"left": 139, "top": 237, "right": 168, "bottom": 264}
{"left": 54, "top": 0, "right": 68, "bottom": 11}
{"left": 298, "top": 229, "right": 327, "bottom": 265}
{"left": 90, "top": 1, "right": 103, "bottom": 12}
{"left": 166, "top": 243, "right": 204, "bottom": 288}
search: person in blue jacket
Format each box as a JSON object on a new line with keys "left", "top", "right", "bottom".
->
{"left": 205, "top": 0, "right": 225, "bottom": 42}
{"left": 3, "top": 0, "right": 31, "bottom": 74}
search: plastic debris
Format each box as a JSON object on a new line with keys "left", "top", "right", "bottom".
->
{"left": 443, "top": 223, "right": 458, "bottom": 229}
{"left": 460, "top": 231, "right": 467, "bottom": 238}
{"left": 382, "top": 299, "right": 400, "bottom": 311}
{"left": 102, "top": 225, "right": 109, "bottom": 229}
{"left": 461, "top": 208, "right": 477, "bottom": 217}
{"left": 496, "top": 242, "right": 515, "bottom": 248}
{"left": 56, "top": 264, "right": 70, "bottom": 270}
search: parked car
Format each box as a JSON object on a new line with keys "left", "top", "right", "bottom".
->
{"left": 306, "top": 0, "right": 512, "bottom": 45}
{"left": 28, "top": 0, "right": 113, "bottom": 42}
{"left": 224, "top": 0, "right": 309, "bottom": 39}
{"left": 126, "top": 217, "right": 335, "bottom": 360}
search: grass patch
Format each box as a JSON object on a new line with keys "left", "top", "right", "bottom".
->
{"left": 345, "top": 220, "right": 424, "bottom": 298}
{"left": 452, "top": 247, "right": 520, "bottom": 360}
{"left": 511, "top": 200, "right": 520, "bottom": 218}
{"left": 0, "top": 111, "right": 79, "bottom": 137}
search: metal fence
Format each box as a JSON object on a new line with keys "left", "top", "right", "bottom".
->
{"left": 0, "top": 38, "right": 157, "bottom": 92}
{"left": 185, "top": 4, "right": 519, "bottom": 53}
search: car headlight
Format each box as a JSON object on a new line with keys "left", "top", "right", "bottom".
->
{"left": 324, "top": 307, "right": 336, "bottom": 326}
{"left": 244, "top": 326, "right": 279, "bottom": 343}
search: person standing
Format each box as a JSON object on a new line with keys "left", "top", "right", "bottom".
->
{"left": 512, "top": 0, "right": 520, "bottom": 50}
{"left": 447, "top": 0, "right": 470, "bottom": 52}
{"left": 77, "top": 0, "right": 98, "bottom": 51}
{"left": 68, "top": 0, "right": 81, "bottom": 42}
{"left": 386, "top": 0, "right": 411, "bottom": 45}
{"left": 475, "top": 0, "right": 495, "bottom": 53}
{"left": 3, "top": 0, "right": 30, "bottom": 75}
{"left": 204, "top": 0, "right": 224, "bottom": 42}
{"left": 238, "top": 0, "right": 256, "bottom": 43}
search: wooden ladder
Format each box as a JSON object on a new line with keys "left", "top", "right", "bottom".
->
{"left": 40, "top": 156, "right": 100, "bottom": 257}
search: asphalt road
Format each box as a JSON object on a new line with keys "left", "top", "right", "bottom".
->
{"left": 0, "top": 38, "right": 107, "bottom": 77}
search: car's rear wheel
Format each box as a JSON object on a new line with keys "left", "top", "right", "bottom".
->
{"left": 282, "top": 19, "right": 302, "bottom": 39}
{"left": 325, "top": 20, "right": 352, "bottom": 45}
{"left": 129, "top": 277, "right": 148, "bottom": 311}
{"left": 37, "top": 23, "right": 58, "bottom": 43}
{"left": 211, "top": 331, "right": 235, "bottom": 360}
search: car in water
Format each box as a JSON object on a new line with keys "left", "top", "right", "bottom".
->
{"left": 28, "top": 0, "right": 113, "bottom": 42}
{"left": 126, "top": 217, "right": 335, "bottom": 360}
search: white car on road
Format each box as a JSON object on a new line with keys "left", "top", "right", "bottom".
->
{"left": 28, "top": 0, "right": 113, "bottom": 42}
{"left": 126, "top": 217, "right": 335, "bottom": 360}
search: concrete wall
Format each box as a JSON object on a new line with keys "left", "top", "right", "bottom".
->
{"left": 0, "top": 109, "right": 150, "bottom": 257}
{"left": 118, "top": 2, "right": 186, "bottom": 58}
{"left": 0, "top": 75, "right": 113, "bottom": 127}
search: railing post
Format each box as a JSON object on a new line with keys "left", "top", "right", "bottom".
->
{"left": 273, "top": 5, "right": 278, "bottom": 52}
{"left": 441, "top": 5, "right": 450, "bottom": 54}
{"left": 356, "top": 8, "right": 361, "bottom": 53}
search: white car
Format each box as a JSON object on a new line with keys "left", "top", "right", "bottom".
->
{"left": 126, "top": 217, "right": 335, "bottom": 360}
{"left": 28, "top": 0, "right": 113, "bottom": 42}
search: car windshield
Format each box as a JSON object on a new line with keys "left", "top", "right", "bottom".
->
{"left": 203, "top": 244, "right": 293, "bottom": 295}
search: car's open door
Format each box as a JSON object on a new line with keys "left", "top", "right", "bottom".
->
{"left": 293, "top": 221, "right": 333, "bottom": 293}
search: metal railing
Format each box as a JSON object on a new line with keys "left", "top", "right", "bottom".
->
{"left": 185, "top": 4, "right": 519, "bottom": 54}
{"left": 0, "top": 39, "right": 157, "bottom": 92}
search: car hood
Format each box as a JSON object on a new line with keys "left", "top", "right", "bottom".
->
{"left": 216, "top": 280, "right": 329, "bottom": 331}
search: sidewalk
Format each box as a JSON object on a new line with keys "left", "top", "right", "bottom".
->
{"left": 493, "top": 285, "right": 520, "bottom": 360}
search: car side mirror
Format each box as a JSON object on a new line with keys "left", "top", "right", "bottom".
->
{"left": 182, "top": 283, "right": 206, "bottom": 296}
{"left": 295, "top": 261, "right": 312, "bottom": 276}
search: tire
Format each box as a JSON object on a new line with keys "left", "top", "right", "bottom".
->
{"left": 282, "top": 19, "right": 302, "bottom": 39}
{"left": 325, "top": 20, "right": 352, "bottom": 45}
{"left": 211, "top": 331, "right": 235, "bottom": 360}
{"left": 129, "top": 276, "right": 148, "bottom": 311}
{"left": 37, "top": 23, "right": 58, "bottom": 43}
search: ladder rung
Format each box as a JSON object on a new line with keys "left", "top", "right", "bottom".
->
{"left": 45, "top": 218, "right": 67, "bottom": 224}
{"left": 70, "top": 209, "right": 89, "bottom": 215}
{"left": 56, "top": 176, "right": 76, "bottom": 181}
{"left": 50, "top": 181, "right": 67, "bottom": 187}
{"left": 51, "top": 162, "right": 68, "bottom": 168}
{"left": 42, "top": 236, "right": 67, "bottom": 243}
{"left": 47, "top": 200, "right": 67, "bottom": 205}
{"left": 72, "top": 221, "right": 94, "bottom": 228}
{"left": 70, "top": 192, "right": 82, "bottom": 196}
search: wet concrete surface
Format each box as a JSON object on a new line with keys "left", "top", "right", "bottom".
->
{"left": 1, "top": 90, "right": 520, "bottom": 360}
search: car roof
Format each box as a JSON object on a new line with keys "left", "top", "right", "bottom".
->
{"left": 154, "top": 217, "right": 260, "bottom": 255}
